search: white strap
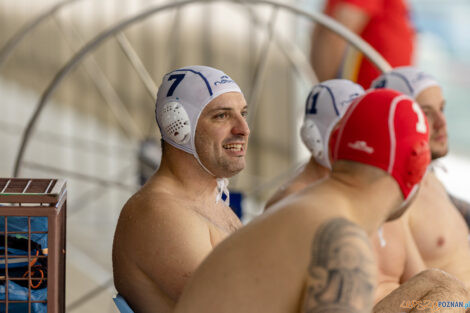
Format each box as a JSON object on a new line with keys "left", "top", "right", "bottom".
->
{"left": 216, "top": 178, "right": 230, "bottom": 206}
{"left": 378, "top": 226, "right": 387, "bottom": 247}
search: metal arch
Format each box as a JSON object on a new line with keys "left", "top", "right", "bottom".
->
{"left": 115, "top": 33, "right": 158, "bottom": 105}
{"left": 52, "top": 15, "right": 145, "bottom": 139}
{"left": 246, "top": 6, "right": 279, "bottom": 128}
{"left": 13, "top": 0, "right": 392, "bottom": 177}
{"left": 0, "top": 0, "right": 147, "bottom": 139}
{"left": 241, "top": 4, "right": 317, "bottom": 86}
{"left": 0, "top": 0, "right": 83, "bottom": 70}
{"left": 0, "top": 0, "right": 149, "bottom": 139}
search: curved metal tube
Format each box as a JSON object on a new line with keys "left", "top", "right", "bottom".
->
{"left": 243, "top": 4, "right": 317, "bottom": 84}
{"left": 115, "top": 33, "right": 158, "bottom": 104}
{"left": 13, "top": 0, "right": 391, "bottom": 176}
{"left": 247, "top": 7, "right": 279, "bottom": 128}
{"left": 52, "top": 16, "right": 144, "bottom": 139}
{"left": 0, "top": 0, "right": 82, "bottom": 70}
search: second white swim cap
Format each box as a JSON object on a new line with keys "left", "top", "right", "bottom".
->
{"left": 300, "top": 79, "right": 364, "bottom": 169}
{"left": 370, "top": 66, "right": 440, "bottom": 99}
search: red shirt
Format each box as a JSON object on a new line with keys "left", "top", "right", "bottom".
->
{"left": 325, "top": 0, "right": 415, "bottom": 88}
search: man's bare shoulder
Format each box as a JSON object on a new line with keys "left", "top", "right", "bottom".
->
{"left": 114, "top": 184, "right": 214, "bottom": 300}
{"left": 118, "top": 186, "right": 208, "bottom": 241}
{"left": 124, "top": 187, "right": 185, "bottom": 212}
{"left": 265, "top": 164, "right": 309, "bottom": 210}
{"left": 265, "top": 189, "right": 312, "bottom": 215}
{"left": 114, "top": 178, "right": 212, "bottom": 260}
{"left": 265, "top": 182, "right": 347, "bottom": 224}
{"left": 265, "top": 181, "right": 305, "bottom": 211}
{"left": 448, "top": 193, "right": 470, "bottom": 228}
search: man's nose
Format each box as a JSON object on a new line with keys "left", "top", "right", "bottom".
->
{"left": 232, "top": 115, "right": 250, "bottom": 137}
{"left": 433, "top": 111, "right": 446, "bottom": 130}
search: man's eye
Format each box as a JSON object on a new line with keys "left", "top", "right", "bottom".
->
{"left": 215, "top": 113, "right": 227, "bottom": 119}
{"left": 241, "top": 111, "right": 248, "bottom": 119}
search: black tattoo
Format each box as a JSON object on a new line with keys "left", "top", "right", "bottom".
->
{"left": 302, "top": 218, "right": 376, "bottom": 313}
{"left": 448, "top": 193, "right": 470, "bottom": 229}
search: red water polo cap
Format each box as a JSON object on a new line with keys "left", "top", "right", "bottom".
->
{"left": 329, "top": 89, "right": 431, "bottom": 200}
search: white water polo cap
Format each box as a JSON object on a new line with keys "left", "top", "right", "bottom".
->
{"left": 370, "top": 66, "right": 440, "bottom": 99}
{"left": 300, "top": 79, "right": 365, "bottom": 169}
{"left": 155, "top": 65, "right": 242, "bottom": 172}
{"left": 155, "top": 66, "right": 242, "bottom": 206}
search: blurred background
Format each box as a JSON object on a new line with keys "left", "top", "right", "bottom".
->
{"left": 0, "top": 0, "right": 468, "bottom": 311}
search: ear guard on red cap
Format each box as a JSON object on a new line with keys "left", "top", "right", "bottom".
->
{"left": 405, "top": 140, "right": 430, "bottom": 189}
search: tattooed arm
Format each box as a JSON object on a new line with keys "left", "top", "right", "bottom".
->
{"left": 448, "top": 193, "right": 470, "bottom": 229}
{"left": 301, "top": 218, "right": 377, "bottom": 313}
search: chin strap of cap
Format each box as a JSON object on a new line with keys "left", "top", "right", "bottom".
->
{"left": 194, "top": 151, "right": 231, "bottom": 205}
{"left": 216, "top": 178, "right": 230, "bottom": 206}
{"left": 378, "top": 226, "right": 387, "bottom": 247}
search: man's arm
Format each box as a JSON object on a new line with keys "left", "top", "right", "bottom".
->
{"left": 129, "top": 201, "right": 214, "bottom": 300}
{"left": 310, "top": 3, "right": 371, "bottom": 81}
{"left": 448, "top": 193, "right": 470, "bottom": 229}
{"left": 301, "top": 218, "right": 376, "bottom": 312}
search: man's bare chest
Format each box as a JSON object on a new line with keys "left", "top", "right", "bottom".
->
{"left": 410, "top": 180, "right": 469, "bottom": 263}
{"left": 193, "top": 202, "right": 242, "bottom": 241}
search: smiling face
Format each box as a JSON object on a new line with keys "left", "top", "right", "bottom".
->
{"left": 195, "top": 92, "right": 250, "bottom": 178}
{"left": 416, "top": 86, "right": 448, "bottom": 160}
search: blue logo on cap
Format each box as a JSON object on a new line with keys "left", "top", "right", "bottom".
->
{"left": 214, "top": 75, "right": 234, "bottom": 86}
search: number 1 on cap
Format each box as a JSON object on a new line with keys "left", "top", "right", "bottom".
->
{"left": 167, "top": 74, "right": 186, "bottom": 97}
{"left": 412, "top": 101, "right": 427, "bottom": 134}
{"left": 306, "top": 92, "right": 319, "bottom": 115}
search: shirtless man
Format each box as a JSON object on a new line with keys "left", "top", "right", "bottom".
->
{"left": 112, "top": 66, "right": 249, "bottom": 313}
{"left": 371, "top": 67, "right": 470, "bottom": 289}
{"left": 266, "top": 79, "right": 430, "bottom": 306}
{"left": 265, "top": 79, "right": 364, "bottom": 209}
{"left": 265, "top": 79, "right": 425, "bottom": 304}
{"left": 174, "top": 89, "right": 469, "bottom": 313}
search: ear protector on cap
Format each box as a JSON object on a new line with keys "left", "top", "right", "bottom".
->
{"left": 300, "top": 119, "right": 324, "bottom": 160}
{"left": 159, "top": 101, "right": 191, "bottom": 144}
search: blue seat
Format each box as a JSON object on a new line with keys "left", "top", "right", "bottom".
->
{"left": 113, "top": 294, "right": 134, "bottom": 313}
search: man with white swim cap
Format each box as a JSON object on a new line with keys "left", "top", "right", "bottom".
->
{"left": 174, "top": 89, "right": 470, "bottom": 313}
{"left": 265, "top": 79, "right": 364, "bottom": 209}
{"left": 113, "top": 65, "right": 249, "bottom": 313}
{"left": 371, "top": 66, "right": 470, "bottom": 290}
